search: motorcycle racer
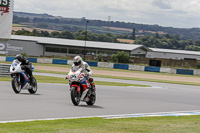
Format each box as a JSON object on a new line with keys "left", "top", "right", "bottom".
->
{"left": 69, "top": 55, "right": 96, "bottom": 93}
{"left": 14, "top": 54, "right": 34, "bottom": 85}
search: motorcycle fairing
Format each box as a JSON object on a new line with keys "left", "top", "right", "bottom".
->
{"left": 71, "top": 84, "right": 80, "bottom": 93}
{"left": 80, "top": 77, "right": 90, "bottom": 91}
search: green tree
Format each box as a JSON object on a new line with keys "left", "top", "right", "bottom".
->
{"left": 111, "top": 51, "right": 130, "bottom": 63}
{"left": 61, "top": 31, "right": 74, "bottom": 39}
{"left": 51, "top": 31, "right": 61, "bottom": 38}
{"left": 195, "top": 40, "right": 200, "bottom": 46}
{"left": 131, "top": 28, "right": 136, "bottom": 40}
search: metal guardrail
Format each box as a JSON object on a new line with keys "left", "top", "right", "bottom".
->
{"left": 0, "top": 64, "right": 10, "bottom": 77}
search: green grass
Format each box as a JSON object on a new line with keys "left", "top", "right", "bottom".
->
{"left": 12, "top": 24, "right": 29, "bottom": 27}
{"left": 94, "top": 74, "right": 200, "bottom": 86}
{"left": 31, "top": 62, "right": 200, "bottom": 78}
{"left": 0, "top": 116, "right": 200, "bottom": 133}
{"left": 0, "top": 76, "right": 150, "bottom": 87}
{"left": 2, "top": 61, "right": 200, "bottom": 86}
{"left": 33, "top": 69, "right": 200, "bottom": 86}
{"left": 31, "top": 62, "right": 200, "bottom": 79}
{"left": 1, "top": 61, "right": 200, "bottom": 78}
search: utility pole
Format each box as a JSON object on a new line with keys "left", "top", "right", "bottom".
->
{"left": 84, "top": 20, "right": 89, "bottom": 61}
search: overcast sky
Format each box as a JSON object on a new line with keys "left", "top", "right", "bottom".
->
{"left": 14, "top": 0, "right": 200, "bottom": 28}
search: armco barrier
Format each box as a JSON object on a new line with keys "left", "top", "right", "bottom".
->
{"left": 0, "top": 56, "right": 6, "bottom": 61}
{"left": 144, "top": 66, "right": 160, "bottom": 72}
{"left": 37, "top": 58, "right": 52, "bottom": 64}
{"left": 98, "top": 62, "right": 114, "bottom": 68}
{"left": 86, "top": 61, "right": 98, "bottom": 67}
{"left": 160, "top": 67, "right": 172, "bottom": 73}
{"left": 27, "top": 58, "right": 37, "bottom": 63}
{"left": 3, "top": 56, "right": 200, "bottom": 76}
{"left": 0, "top": 64, "right": 10, "bottom": 77}
{"left": 53, "top": 59, "right": 67, "bottom": 65}
{"left": 6, "top": 57, "right": 15, "bottom": 62}
{"left": 129, "top": 65, "right": 145, "bottom": 71}
{"left": 194, "top": 70, "right": 200, "bottom": 76}
{"left": 170, "top": 68, "right": 177, "bottom": 74}
{"left": 67, "top": 60, "right": 73, "bottom": 65}
{"left": 114, "top": 64, "right": 129, "bottom": 70}
{"left": 176, "top": 69, "right": 194, "bottom": 75}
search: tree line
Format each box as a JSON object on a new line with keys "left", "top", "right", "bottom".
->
{"left": 14, "top": 29, "right": 119, "bottom": 43}
{"left": 134, "top": 33, "right": 200, "bottom": 51}
{"left": 14, "top": 28, "right": 200, "bottom": 51}
{"left": 13, "top": 13, "right": 200, "bottom": 41}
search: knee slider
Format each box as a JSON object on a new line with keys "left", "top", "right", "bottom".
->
{"left": 89, "top": 78, "right": 93, "bottom": 82}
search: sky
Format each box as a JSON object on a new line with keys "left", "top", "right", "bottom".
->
{"left": 14, "top": 0, "right": 200, "bottom": 28}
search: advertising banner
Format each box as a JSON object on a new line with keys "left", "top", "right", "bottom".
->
{"left": 0, "top": 0, "right": 14, "bottom": 39}
{"left": 0, "top": 41, "right": 7, "bottom": 54}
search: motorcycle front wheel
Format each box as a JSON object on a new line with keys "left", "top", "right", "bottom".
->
{"left": 71, "top": 86, "right": 80, "bottom": 106}
{"left": 11, "top": 77, "right": 21, "bottom": 93}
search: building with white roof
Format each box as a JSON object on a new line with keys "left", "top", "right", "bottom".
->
{"left": 147, "top": 48, "right": 200, "bottom": 60}
{"left": 2, "top": 35, "right": 200, "bottom": 62}
{"left": 3, "top": 35, "right": 151, "bottom": 57}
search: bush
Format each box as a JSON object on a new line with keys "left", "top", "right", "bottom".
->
{"left": 111, "top": 51, "right": 130, "bottom": 63}
{"left": 196, "top": 61, "right": 200, "bottom": 69}
{"left": 21, "top": 52, "right": 29, "bottom": 57}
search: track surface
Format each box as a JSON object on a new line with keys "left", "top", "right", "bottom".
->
{"left": 1, "top": 79, "right": 200, "bottom": 122}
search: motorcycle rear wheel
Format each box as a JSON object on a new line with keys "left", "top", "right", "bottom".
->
{"left": 28, "top": 77, "right": 37, "bottom": 94}
{"left": 11, "top": 77, "right": 21, "bottom": 94}
{"left": 71, "top": 86, "right": 80, "bottom": 106}
{"left": 86, "top": 92, "right": 96, "bottom": 105}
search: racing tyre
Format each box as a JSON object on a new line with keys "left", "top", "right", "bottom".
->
{"left": 86, "top": 92, "right": 96, "bottom": 105}
{"left": 28, "top": 77, "right": 37, "bottom": 94}
{"left": 11, "top": 77, "right": 21, "bottom": 93}
{"left": 71, "top": 86, "right": 80, "bottom": 106}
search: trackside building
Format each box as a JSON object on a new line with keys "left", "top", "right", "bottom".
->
{"left": 147, "top": 48, "right": 200, "bottom": 60}
{"left": 3, "top": 35, "right": 151, "bottom": 57}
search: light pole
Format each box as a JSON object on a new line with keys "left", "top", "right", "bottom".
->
{"left": 84, "top": 20, "right": 89, "bottom": 61}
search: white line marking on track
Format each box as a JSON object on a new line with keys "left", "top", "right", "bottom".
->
{"left": 1, "top": 110, "right": 200, "bottom": 123}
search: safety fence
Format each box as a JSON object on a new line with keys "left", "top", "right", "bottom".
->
{"left": 1, "top": 56, "right": 200, "bottom": 76}
{"left": 0, "top": 64, "right": 10, "bottom": 77}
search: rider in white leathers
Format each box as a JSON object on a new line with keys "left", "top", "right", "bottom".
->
{"left": 70, "top": 55, "right": 96, "bottom": 92}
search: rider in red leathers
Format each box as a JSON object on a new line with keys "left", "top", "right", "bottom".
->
{"left": 70, "top": 55, "right": 96, "bottom": 93}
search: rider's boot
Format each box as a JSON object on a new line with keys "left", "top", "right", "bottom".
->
{"left": 89, "top": 78, "right": 96, "bottom": 95}
{"left": 91, "top": 83, "right": 96, "bottom": 96}
{"left": 30, "top": 76, "right": 34, "bottom": 85}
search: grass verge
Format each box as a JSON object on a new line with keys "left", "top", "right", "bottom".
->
{"left": 0, "top": 76, "right": 150, "bottom": 87}
{"left": 2, "top": 61, "right": 200, "bottom": 86}
{"left": 34, "top": 69, "right": 200, "bottom": 86}
{"left": 1, "top": 61, "right": 200, "bottom": 78}
{"left": 94, "top": 74, "right": 200, "bottom": 86}
{"left": 0, "top": 116, "right": 200, "bottom": 133}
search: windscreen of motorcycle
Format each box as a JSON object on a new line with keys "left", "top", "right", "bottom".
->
{"left": 12, "top": 59, "right": 20, "bottom": 66}
{"left": 71, "top": 66, "right": 80, "bottom": 72}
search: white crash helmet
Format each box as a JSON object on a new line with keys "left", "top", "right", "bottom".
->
{"left": 73, "top": 55, "right": 82, "bottom": 66}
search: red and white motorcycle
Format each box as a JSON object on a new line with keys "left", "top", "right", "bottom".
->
{"left": 66, "top": 68, "right": 96, "bottom": 106}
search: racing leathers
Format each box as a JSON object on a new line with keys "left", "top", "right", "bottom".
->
{"left": 70, "top": 61, "right": 96, "bottom": 91}
{"left": 20, "top": 58, "right": 33, "bottom": 84}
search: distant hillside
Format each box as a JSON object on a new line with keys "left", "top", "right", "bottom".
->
{"left": 13, "top": 12, "right": 200, "bottom": 41}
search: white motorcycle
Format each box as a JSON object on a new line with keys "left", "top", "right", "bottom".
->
{"left": 66, "top": 68, "right": 96, "bottom": 106}
{"left": 10, "top": 60, "right": 37, "bottom": 94}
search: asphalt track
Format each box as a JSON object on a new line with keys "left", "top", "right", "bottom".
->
{"left": 1, "top": 72, "right": 200, "bottom": 123}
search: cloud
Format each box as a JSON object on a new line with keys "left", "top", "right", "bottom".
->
{"left": 152, "top": 0, "right": 171, "bottom": 9}
{"left": 13, "top": 0, "right": 200, "bottom": 28}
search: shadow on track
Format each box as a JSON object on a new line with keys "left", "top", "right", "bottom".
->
{"left": 16, "top": 93, "right": 42, "bottom": 95}
{"left": 78, "top": 105, "right": 104, "bottom": 109}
